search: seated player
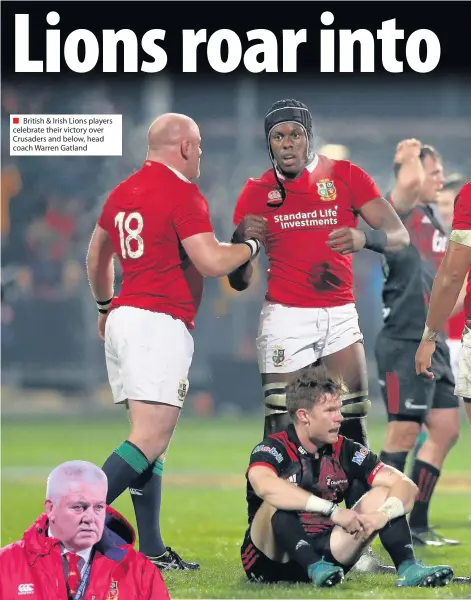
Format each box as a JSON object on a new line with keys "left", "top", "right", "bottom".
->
{"left": 241, "top": 365, "right": 453, "bottom": 588}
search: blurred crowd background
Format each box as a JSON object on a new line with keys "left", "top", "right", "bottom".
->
{"left": 2, "top": 75, "right": 471, "bottom": 418}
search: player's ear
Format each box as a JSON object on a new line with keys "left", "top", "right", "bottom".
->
{"left": 296, "top": 408, "right": 309, "bottom": 425}
{"left": 181, "top": 139, "right": 191, "bottom": 160}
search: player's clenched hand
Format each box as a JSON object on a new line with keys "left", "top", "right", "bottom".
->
{"left": 356, "top": 511, "right": 389, "bottom": 539}
{"left": 98, "top": 313, "right": 108, "bottom": 341}
{"left": 394, "top": 138, "right": 422, "bottom": 164}
{"left": 233, "top": 215, "right": 268, "bottom": 244}
{"left": 327, "top": 227, "right": 366, "bottom": 255}
{"left": 331, "top": 508, "right": 363, "bottom": 535}
{"left": 415, "top": 339, "right": 436, "bottom": 380}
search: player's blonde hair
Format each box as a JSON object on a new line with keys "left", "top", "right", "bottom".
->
{"left": 286, "top": 364, "right": 348, "bottom": 421}
{"left": 46, "top": 460, "right": 108, "bottom": 503}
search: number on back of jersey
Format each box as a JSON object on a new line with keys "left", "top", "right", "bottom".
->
{"left": 115, "top": 211, "right": 144, "bottom": 259}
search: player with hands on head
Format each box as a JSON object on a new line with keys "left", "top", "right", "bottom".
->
{"left": 86, "top": 112, "right": 265, "bottom": 571}
{"left": 241, "top": 365, "right": 453, "bottom": 588}
{"left": 375, "top": 139, "right": 463, "bottom": 548}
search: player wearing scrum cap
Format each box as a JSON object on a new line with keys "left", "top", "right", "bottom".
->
{"left": 228, "top": 99, "right": 409, "bottom": 573}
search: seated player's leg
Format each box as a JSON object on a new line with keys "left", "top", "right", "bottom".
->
{"left": 409, "top": 369, "right": 460, "bottom": 547}
{"left": 328, "top": 486, "right": 453, "bottom": 587}
{"left": 102, "top": 306, "right": 199, "bottom": 571}
{"left": 319, "top": 304, "right": 370, "bottom": 510}
{"left": 241, "top": 501, "right": 343, "bottom": 587}
{"left": 257, "top": 302, "right": 321, "bottom": 437}
{"left": 455, "top": 327, "right": 471, "bottom": 423}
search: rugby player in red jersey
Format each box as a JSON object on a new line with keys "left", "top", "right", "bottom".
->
{"left": 437, "top": 175, "right": 468, "bottom": 379}
{"left": 86, "top": 113, "right": 265, "bottom": 571}
{"left": 416, "top": 180, "right": 471, "bottom": 425}
{"left": 228, "top": 100, "right": 409, "bottom": 574}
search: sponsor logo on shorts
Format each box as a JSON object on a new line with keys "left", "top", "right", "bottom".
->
{"left": 316, "top": 178, "right": 337, "bottom": 201}
{"left": 404, "top": 398, "right": 428, "bottom": 411}
{"left": 178, "top": 380, "right": 188, "bottom": 402}
{"left": 252, "top": 444, "right": 284, "bottom": 463}
{"left": 272, "top": 345, "right": 285, "bottom": 367}
{"left": 298, "top": 446, "right": 307, "bottom": 455}
{"left": 352, "top": 445, "right": 369, "bottom": 465}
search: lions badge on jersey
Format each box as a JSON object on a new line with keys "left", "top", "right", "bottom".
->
{"left": 106, "top": 580, "right": 119, "bottom": 600}
{"left": 316, "top": 179, "right": 337, "bottom": 201}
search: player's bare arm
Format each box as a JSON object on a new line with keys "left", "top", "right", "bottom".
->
{"left": 327, "top": 197, "right": 409, "bottom": 256}
{"left": 370, "top": 465, "right": 418, "bottom": 513}
{"left": 359, "top": 196, "right": 410, "bottom": 252}
{"left": 356, "top": 465, "right": 418, "bottom": 539}
{"left": 248, "top": 465, "right": 362, "bottom": 534}
{"left": 86, "top": 224, "right": 115, "bottom": 339}
{"left": 450, "top": 278, "right": 467, "bottom": 317}
{"left": 227, "top": 214, "right": 268, "bottom": 291}
{"left": 389, "top": 139, "right": 424, "bottom": 213}
{"left": 181, "top": 231, "right": 261, "bottom": 278}
{"left": 416, "top": 240, "right": 471, "bottom": 378}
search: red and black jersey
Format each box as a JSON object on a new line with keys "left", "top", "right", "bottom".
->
{"left": 245, "top": 424, "right": 384, "bottom": 535}
{"left": 380, "top": 199, "right": 448, "bottom": 343}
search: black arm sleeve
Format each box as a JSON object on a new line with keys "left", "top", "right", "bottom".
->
{"left": 340, "top": 439, "right": 385, "bottom": 487}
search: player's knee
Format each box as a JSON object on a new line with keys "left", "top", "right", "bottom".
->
{"left": 263, "top": 382, "right": 288, "bottom": 415}
{"left": 385, "top": 421, "right": 420, "bottom": 451}
{"left": 427, "top": 422, "right": 460, "bottom": 450}
{"left": 271, "top": 509, "right": 290, "bottom": 538}
{"left": 128, "top": 401, "right": 179, "bottom": 461}
{"left": 340, "top": 394, "right": 371, "bottom": 419}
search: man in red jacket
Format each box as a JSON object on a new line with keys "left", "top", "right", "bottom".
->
{"left": 0, "top": 460, "right": 170, "bottom": 600}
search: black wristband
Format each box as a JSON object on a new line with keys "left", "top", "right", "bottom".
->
{"left": 363, "top": 229, "right": 388, "bottom": 253}
{"left": 96, "top": 297, "right": 113, "bottom": 314}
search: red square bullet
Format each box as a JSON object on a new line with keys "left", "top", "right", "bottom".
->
{"left": 12, "top": 117, "right": 19, "bottom": 124}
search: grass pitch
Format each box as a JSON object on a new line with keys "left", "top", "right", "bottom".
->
{"left": 2, "top": 415, "right": 471, "bottom": 598}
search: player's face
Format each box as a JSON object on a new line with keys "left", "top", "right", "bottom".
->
{"left": 269, "top": 123, "right": 308, "bottom": 176}
{"left": 45, "top": 483, "right": 107, "bottom": 551}
{"left": 420, "top": 155, "right": 445, "bottom": 204}
{"left": 303, "top": 393, "right": 344, "bottom": 445}
{"left": 437, "top": 189, "right": 456, "bottom": 229}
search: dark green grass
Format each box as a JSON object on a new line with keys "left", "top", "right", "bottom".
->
{"left": 2, "top": 416, "right": 471, "bottom": 598}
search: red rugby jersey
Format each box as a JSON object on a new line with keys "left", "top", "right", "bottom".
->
{"left": 98, "top": 160, "right": 214, "bottom": 328}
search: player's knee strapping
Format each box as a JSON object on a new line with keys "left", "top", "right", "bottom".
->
{"left": 340, "top": 390, "right": 371, "bottom": 419}
{"left": 263, "top": 382, "right": 288, "bottom": 416}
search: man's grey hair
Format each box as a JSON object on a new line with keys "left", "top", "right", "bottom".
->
{"left": 46, "top": 460, "right": 108, "bottom": 503}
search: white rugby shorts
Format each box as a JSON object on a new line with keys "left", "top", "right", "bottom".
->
{"left": 447, "top": 338, "right": 461, "bottom": 383}
{"left": 455, "top": 326, "right": 471, "bottom": 399}
{"left": 104, "top": 306, "right": 194, "bottom": 407}
{"left": 256, "top": 301, "right": 363, "bottom": 374}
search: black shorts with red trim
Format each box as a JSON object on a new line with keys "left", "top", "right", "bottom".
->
{"left": 240, "top": 526, "right": 344, "bottom": 584}
{"left": 375, "top": 335, "right": 458, "bottom": 423}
